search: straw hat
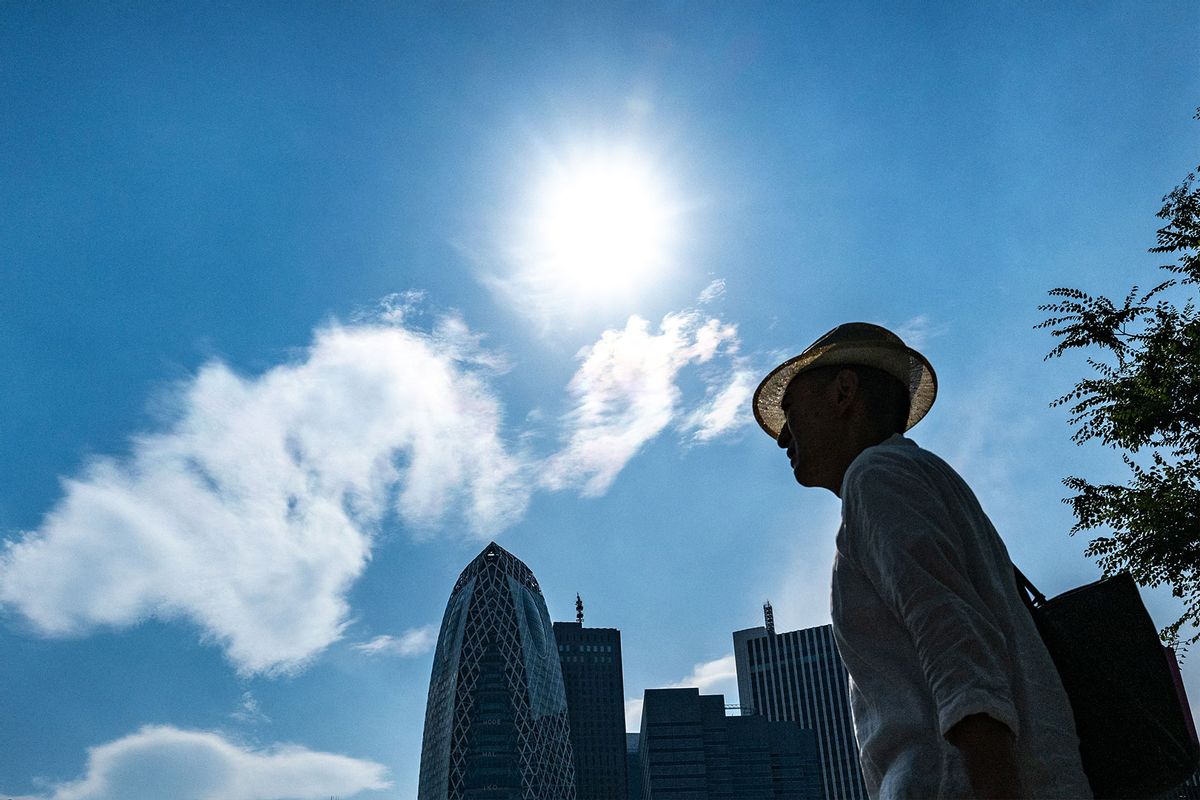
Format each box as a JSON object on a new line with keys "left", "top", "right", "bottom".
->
{"left": 752, "top": 322, "right": 937, "bottom": 439}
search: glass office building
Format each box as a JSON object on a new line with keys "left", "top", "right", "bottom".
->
{"left": 733, "top": 611, "right": 867, "bottom": 800}
{"left": 418, "top": 542, "right": 576, "bottom": 800}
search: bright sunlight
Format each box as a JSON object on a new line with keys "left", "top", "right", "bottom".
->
{"left": 506, "top": 144, "right": 682, "bottom": 320}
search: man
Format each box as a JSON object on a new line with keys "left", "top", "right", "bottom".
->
{"left": 752, "top": 322, "right": 1091, "bottom": 799}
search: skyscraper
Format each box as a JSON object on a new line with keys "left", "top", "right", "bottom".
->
{"left": 419, "top": 542, "right": 576, "bottom": 800}
{"left": 733, "top": 608, "right": 867, "bottom": 800}
{"left": 634, "top": 687, "right": 823, "bottom": 799}
{"left": 553, "top": 599, "right": 627, "bottom": 799}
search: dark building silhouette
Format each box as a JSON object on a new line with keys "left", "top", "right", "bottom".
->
{"left": 626, "top": 734, "right": 643, "bottom": 800}
{"left": 418, "top": 542, "right": 576, "bottom": 800}
{"left": 634, "top": 687, "right": 822, "bottom": 799}
{"left": 733, "top": 608, "right": 867, "bottom": 800}
{"left": 1167, "top": 770, "right": 1200, "bottom": 799}
{"left": 553, "top": 602, "right": 627, "bottom": 800}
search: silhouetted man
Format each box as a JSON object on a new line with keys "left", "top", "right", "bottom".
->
{"left": 752, "top": 323, "right": 1090, "bottom": 799}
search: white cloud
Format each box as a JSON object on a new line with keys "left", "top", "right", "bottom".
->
{"left": 625, "top": 698, "right": 645, "bottom": 732}
{"left": 681, "top": 366, "right": 755, "bottom": 441}
{"left": 674, "top": 653, "right": 738, "bottom": 691}
{"left": 542, "top": 311, "right": 741, "bottom": 496}
{"left": 625, "top": 654, "right": 739, "bottom": 731}
{"left": 0, "top": 312, "right": 528, "bottom": 675}
{"left": 4, "top": 725, "right": 388, "bottom": 800}
{"left": 352, "top": 624, "right": 437, "bottom": 658}
{"left": 0, "top": 296, "right": 752, "bottom": 677}
{"left": 697, "top": 278, "right": 726, "bottom": 304}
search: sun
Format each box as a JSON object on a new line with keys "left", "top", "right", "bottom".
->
{"left": 515, "top": 145, "right": 680, "bottom": 314}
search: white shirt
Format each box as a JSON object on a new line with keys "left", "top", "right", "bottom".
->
{"left": 831, "top": 435, "right": 1092, "bottom": 799}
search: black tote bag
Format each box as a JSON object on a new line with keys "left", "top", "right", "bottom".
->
{"left": 1015, "top": 568, "right": 1199, "bottom": 799}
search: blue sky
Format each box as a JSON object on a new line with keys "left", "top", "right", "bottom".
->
{"left": 2, "top": 3, "right": 1198, "bottom": 798}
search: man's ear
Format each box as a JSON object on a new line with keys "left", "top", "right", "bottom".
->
{"left": 832, "top": 367, "right": 860, "bottom": 413}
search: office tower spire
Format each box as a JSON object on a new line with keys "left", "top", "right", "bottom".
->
{"left": 419, "top": 542, "right": 576, "bottom": 800}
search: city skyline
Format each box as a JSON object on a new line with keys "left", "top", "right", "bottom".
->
{"left": 2, "top": 3, "right": 1199, "bottom": 798}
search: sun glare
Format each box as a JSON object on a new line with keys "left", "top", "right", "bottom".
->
{"left": 518, "top": 146, "right": 680, "bottom": 312}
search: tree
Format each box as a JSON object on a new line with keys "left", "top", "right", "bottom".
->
{"left": 1038, "top": 108, "right": 1200, "bottom": 651}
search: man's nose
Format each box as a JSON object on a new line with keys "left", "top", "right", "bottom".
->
{"left": 776, "top": 424, "right": 791, "bottom": 449}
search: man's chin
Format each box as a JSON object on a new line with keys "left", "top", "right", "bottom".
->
{"left": 792, "top": 465, "right": 815, "bottom": 488}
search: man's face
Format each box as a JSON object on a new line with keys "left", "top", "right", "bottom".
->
{"left": 777, "top": 370, "right": 835, "bottom": 487}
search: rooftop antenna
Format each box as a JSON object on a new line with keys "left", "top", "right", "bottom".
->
{"left": 763, "top": 601, "right": 775, "bottom": 635}
{"left": 576, "top": 593, "right": 584, "bottom": 625}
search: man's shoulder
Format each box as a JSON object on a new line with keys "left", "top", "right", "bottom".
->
{"left": 843, "top": 435, "right": 959, "bottom": 500}
{"left": 847, "top": 435, "right": 931, "bottom": 478}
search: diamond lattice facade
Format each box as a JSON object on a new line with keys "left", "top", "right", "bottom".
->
{"left": 419, "top": 542, "right": 577, "bottom": 800}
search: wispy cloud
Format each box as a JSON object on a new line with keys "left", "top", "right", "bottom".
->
{"left": 0, "top": 307, "right": 528, "bottom": 676}
{"left": 625, "top": 654, "right": 739, "bottom": 730}
{"left": 230, "top": 691, "right": 270, "bottom": 726}
{"left": 541, "top": 312, "right": 741, "bottom": 496}
{"left": 697, "top": 278, "right": 726, "bottom": 305}
{"left": 352, "top": 625, "right": 438, "bottom": 658}
{"left": 681, "top": 365, "right": 755, "bottom": 442}
{"left": 3, "top": 726, "right": 388, "bottom": 800}
{"left": 892, "top": 313, "right": 948, "bottom": 351}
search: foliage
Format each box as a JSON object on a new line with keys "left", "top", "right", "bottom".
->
{"left": 1037, "top": 109, "right": 1200, "bottom": 650}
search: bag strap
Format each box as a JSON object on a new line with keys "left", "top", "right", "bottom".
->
{"left": 1013, "top": 564, "right": 1048, "bottom": 609}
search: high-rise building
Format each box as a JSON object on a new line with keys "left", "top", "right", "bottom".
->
{"left": 553, "top": 603, "right": 627, "bottom": 800}
{"left": 419, "top": 542, "right": 576, "bottom": 800}
{"left": 634, "top": 687, "right": 822, "bottom": 799}
{"left": 733, "top": 608, "right": 867, "bottom": 800}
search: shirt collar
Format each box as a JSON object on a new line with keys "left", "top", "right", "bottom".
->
{"left": 880, "top": 432, "right": 914, "bottom": 448}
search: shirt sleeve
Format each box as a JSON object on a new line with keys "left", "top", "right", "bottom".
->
{"left": 842, "top": 451, "right": 1021, "bottom": 740}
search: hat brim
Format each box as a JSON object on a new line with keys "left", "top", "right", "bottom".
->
{"left": 752, "top": 341, "right": 937, "bottom": 439}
